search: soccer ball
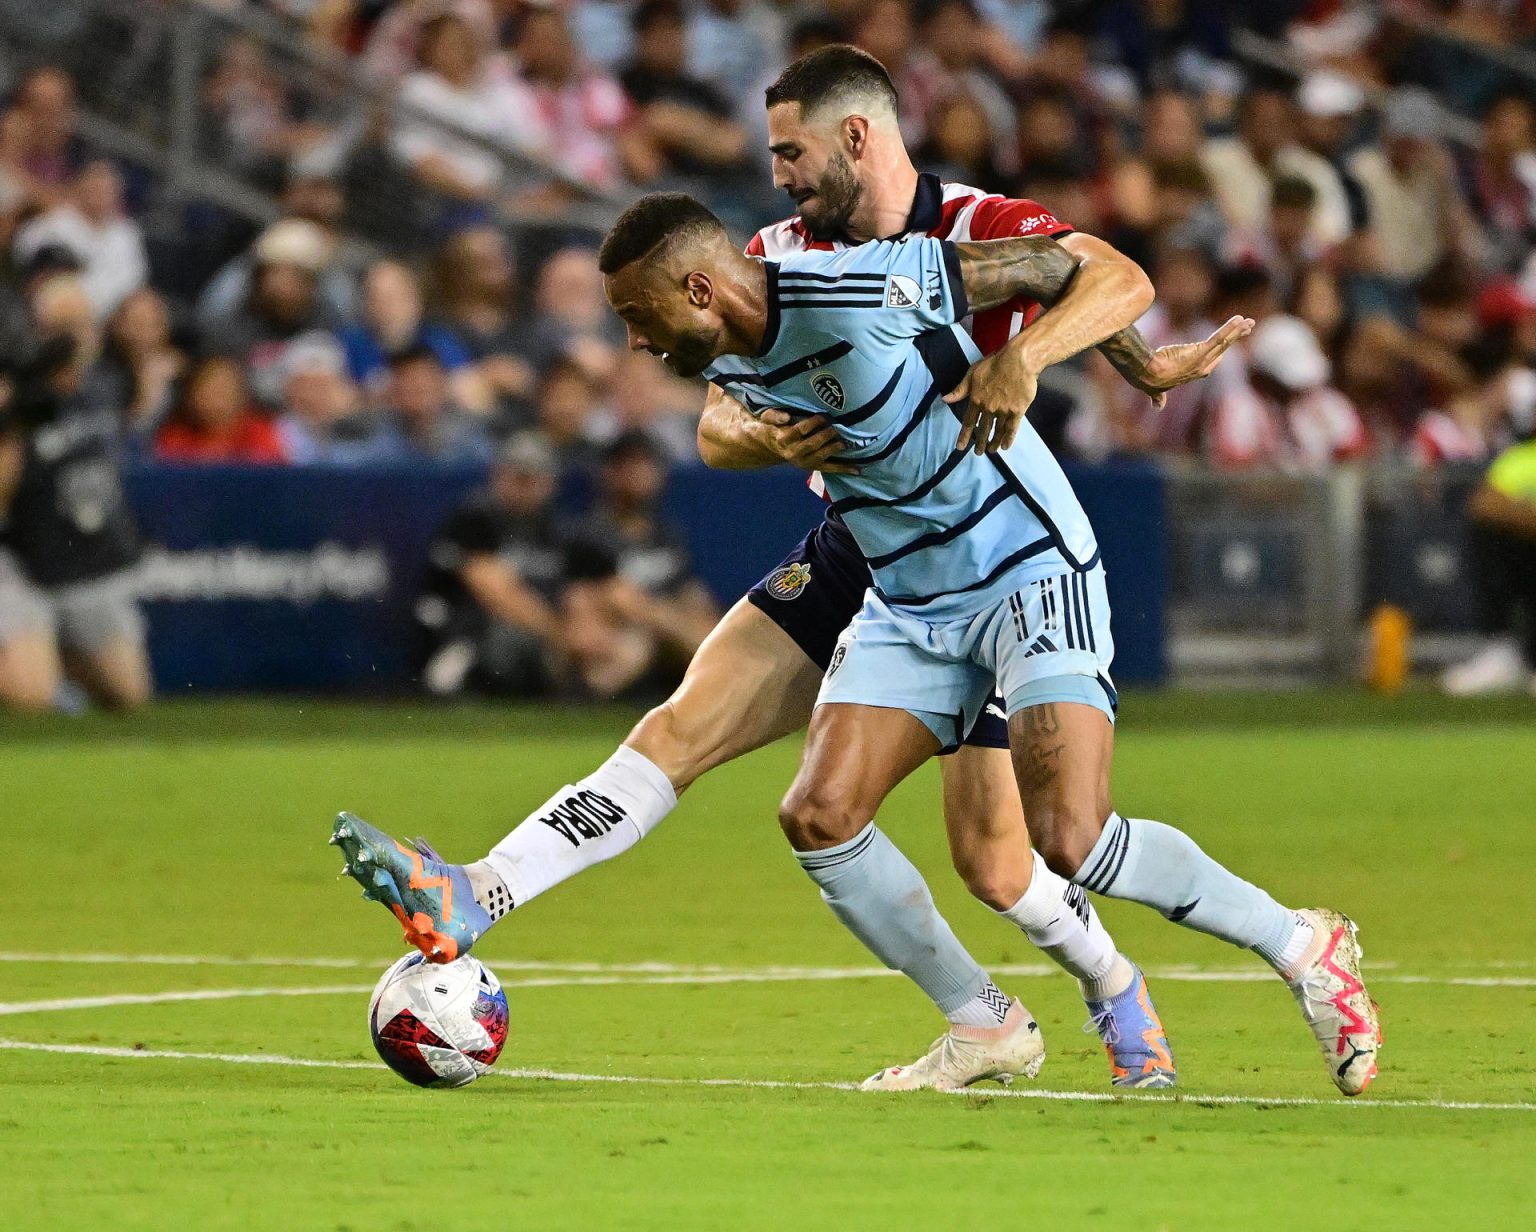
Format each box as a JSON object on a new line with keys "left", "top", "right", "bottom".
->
{"left": 368, "top": 952, "right": 509, "bottom": 1088}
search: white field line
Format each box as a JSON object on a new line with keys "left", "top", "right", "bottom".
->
{"left": 0, "top": 1038, "right": 1530, "bottom": 1115}
{"left": 1, "top": 953, "right": 1532, "bottom": 990}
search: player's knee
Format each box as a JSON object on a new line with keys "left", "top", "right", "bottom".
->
{"left": 955, "top": 857, "right": 1030, "bottom": 911}
{"left": 1028, "top": 801, "right": 1108, "bottom": 879}
{"left": 0, "top": 679, "right": 55, "bottom": 712}
{"left": 778, "top": 785, "right": 864, "bottom": 852}
{"left": 627, "top": 699, "right": 705, "bottom": 789}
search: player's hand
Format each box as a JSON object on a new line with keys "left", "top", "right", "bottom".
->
{"left": 1140, "top": 315, "right": 1255, "bottom": 410}
{"left": 757, "top": 409, "right": 860, "bottom": 473}
{"left": 944, "top": 349, "right": 1038, "bottom": 454}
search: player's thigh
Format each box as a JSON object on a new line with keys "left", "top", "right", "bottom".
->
{"left": 1007, "top": 702, "right": 1114, "bottom": 873}
{"left": 626, "top": 597, "right": 824, "bottom": 790}
{"left": 54, "top": 577, "right": 152, "bottom": 711}
{"left": 939, "top": 743, "right": 1035, "bottom": 909}
{"left": 63, "top": 635, "right": 152, "bottom": 710}
{"left": 781, "top": 702, "right": 940, "bottom": 850}
{"left": 0, "top": 629, "right": 62, "bottom": 711}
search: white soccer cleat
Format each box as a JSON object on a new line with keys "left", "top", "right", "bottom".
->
{"left": 1440, "top": 640, "right": 1529, "bottom": 696}
{"left": 1284, "top": 908, "right": 1382, "bottom": 1096}
{"left": 860, "top": 998, "right": 1045, "bottom": 1091}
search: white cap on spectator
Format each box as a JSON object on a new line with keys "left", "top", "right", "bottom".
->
{"left": 255, "top": 219, "right": 331, "bottom": 272}
{"left": 1297, "top": 71, "right": 1364, "bottom": 119}
{"left": 1249, "top": 314, "right": 1330, "bottom": 392}
{"left": 280, "top": 331, "right": 347, "bottom": 383}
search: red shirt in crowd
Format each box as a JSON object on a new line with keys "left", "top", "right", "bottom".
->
{"left": 154, "top": 414, "right": 289, "bottom": 465}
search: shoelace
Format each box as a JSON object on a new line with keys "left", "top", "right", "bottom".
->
{"left": 412, "top": 836, "right": 446, "bottom": 864}
{"left": 1084, "top": 1006, "right": 1120, "bottom": 1047}
{"left": 1292, "top": 970, "right": 1343, "bottom": 1036}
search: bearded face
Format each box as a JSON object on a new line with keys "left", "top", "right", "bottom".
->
{"left": 796, "top": 151, "right": 864, "bottom": 241}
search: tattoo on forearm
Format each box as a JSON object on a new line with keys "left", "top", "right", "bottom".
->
{"left": 1096, "top": 325, "right": 1158, "bottom": 393}
{"left": 955, "top": 236, "right": 1080, "bottom": 314}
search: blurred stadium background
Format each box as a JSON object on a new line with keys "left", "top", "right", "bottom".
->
{"left": 2, "top": 0, "right": 1536, "bottom": 708}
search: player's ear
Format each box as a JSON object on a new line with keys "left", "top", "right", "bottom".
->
{"left": 843, "top": 115, "right": 870, "bottom": 158}
{"left": 684, "top": 271, "right": 714, "bottom": 309}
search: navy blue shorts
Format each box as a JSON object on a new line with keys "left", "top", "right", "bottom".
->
{"left": 746, "top": 513, "right": 1008, "bottom": 751}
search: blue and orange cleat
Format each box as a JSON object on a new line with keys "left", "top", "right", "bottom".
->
{"left": 1085, "top": 964, "right": 1177, "bottom": 1089}
{"left": 330, "top": 812, "right": 491, "bottom": 964}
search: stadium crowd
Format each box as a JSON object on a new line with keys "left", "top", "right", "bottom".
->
{"left": 4, "top": 0, "right": 1536, "bottom": 705}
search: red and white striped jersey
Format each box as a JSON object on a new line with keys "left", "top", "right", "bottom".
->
{"left": 745, "top": 172, "right": 1075, "bottom": 357}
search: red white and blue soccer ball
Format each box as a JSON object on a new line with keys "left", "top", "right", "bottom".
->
{"left": 368, "top": 952, "right": 509, "bottom": 1088}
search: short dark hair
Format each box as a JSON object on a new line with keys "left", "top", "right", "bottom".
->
{"left": 632, "top": 0, "right": 683, "bottom": 35}
{"left": 597, "top": 193, "right": 725, "bottom": 275}
{"left": 389, "top": 341, "right": 442, "bottom": 370}
{"left": 764, "top": 44, "right": 899, "bottom": 120}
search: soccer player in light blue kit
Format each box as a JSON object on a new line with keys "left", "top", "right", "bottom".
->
{"left": 599, "top": 192, "right": 1382, "bottom": 1095}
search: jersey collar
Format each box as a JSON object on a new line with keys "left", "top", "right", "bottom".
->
{"left": 904, "top": 171, "right": 944, "bottom": 234}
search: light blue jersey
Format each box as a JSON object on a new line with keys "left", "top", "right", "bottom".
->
{"left": 705, "top": 238, "right": 1099, "bottom": 622}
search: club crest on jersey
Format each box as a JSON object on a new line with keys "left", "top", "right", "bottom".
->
{"left": 886, "top": 274, "right": 921, "bottom": 309}
{"left": 764, "top": 562, "right": 813, "bottom": 600}
{"left": 811, "top": 372, "right": 845, "bottom": 411}
{"left": 827, "top": 642, "right": 848, "bottom": 676}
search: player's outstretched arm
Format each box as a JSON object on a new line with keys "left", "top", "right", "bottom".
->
{"left": 697, "top": 382, "right": 859, "bottom": 473}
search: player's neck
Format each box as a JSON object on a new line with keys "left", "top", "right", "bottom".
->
{"left": 845, "top": 161, "right": 920, "bottom": 243}
{"left": 719, "top": 257, "right": 774, "bottom": 358}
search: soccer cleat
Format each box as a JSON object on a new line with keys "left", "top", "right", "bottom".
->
{"left": 860, "top": 998, "right": 1045, "bottom": 1091}
{"left": 1284, "top": 908, "right": 1383, "bottom": 1096}
{"left": 1084, "top": 964, "right": 1176, "bottom": 1089}
{"left": 329, "top": 812, "right": 491, "bottom": 964}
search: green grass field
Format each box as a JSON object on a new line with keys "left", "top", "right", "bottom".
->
{"left": 2, "top": 694, "right": 1535, "bottom": 1230}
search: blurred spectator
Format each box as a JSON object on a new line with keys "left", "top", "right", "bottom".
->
{"left": 919, "top": 92, "right": 1005, "bottom": 189}
{"left": 392, "top": 12, "right": 551, "bottom": 204}
{"left": 361, "top": 0, "right": 500, "bottom": 85}
{"left": 198, "top": 220, "right": 340, "bottom": 407}
{"left": 0, "top": 272, "right": 149, "bottom": 712}
{"left": 918, "top": 0, "right": 1019, "bottom": 175}
{"left": 1211, "top": 314, "right": 1366, "bottom": 470}
{"left": 361, "top": 343, "right": 492, "bottom": 465}
{"left": 595, "top": 350, "right": 706, "bottom": 463}
{"left": 0, "top": 109, "right": 38, "bottom": 248}
{"left": 339, "top": 259, "right": 477, "bottom": 407}
{"left": 1149, "top": 158, "right": 1227, "bottom": 259}
{"left": 414, "top": 430, "right": 577, "bottom": 697}
{"left": 197, "top": 211, "right": 356, "bottom": 335}
{"left": 202, "top": 34, "right": 325, "bottom": 180}
{"left": 7, "top": 66, "right": 83, "bottom": 205}
{"left": 520, "top": 246, "right": 625, "bottom": 382}
{"left": 1108, "top": 88, "right": 1203, "bottom": 235}
{"left": 573, "top": 431, "right": 718, "bottom": 631}
{"left": 534, "top": 356, "right": 606, "bottom": 473}
{"left": 853, "top": 0, "right": 946, "bottom": 149}
{"left": 1459, "top": 92, "right": 1536, "bottom": 273}
{"left": 685, "top": 0, "right": 786, "bottom": 101}
{"left": 1441, "top": 407, "right": 1536, "bottom": 695}
{"left": 1202, "top": 86, "right": 1313, "bottom": 240}
{"left": 101, "top": 288, "right": 184, "bottom": 431}
{"left": 154, "top": 356, "right": 288, "bottom": 464}
{"left": 508, "top": 4, "right": 646, "bottom": 194}
{"left": 1091, "top": 0, "right": 1238, "bottom": 102}
{"left": 431, "top": 225, "right": 538, "bottom": 418}
{"left": 272, "top": 332, "right": 369, "bottom": 464}
{"left": 13, "top": 160, "right": 148, "bottom": 321}
{"left": 619, "top": 0, "right": 749, "bottom": 182}
{"left": 1294, "top": 71, "right": 1369, "bottom": 248}
{"left": 1016, "top": 89, "right": 1090, "bottom": 181}
{"left": 1347, "top": 89, "right": 1478, "bottom": 285}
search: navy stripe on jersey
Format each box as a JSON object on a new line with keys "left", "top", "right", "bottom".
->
{"left": 779, "top": 299, "right": 888, "bottom": 310}
{"left": 829, "top": 447, "right": 967, "bottom": 515}
{"left": 939, "top": 241, "right": 970, "bottom": 320}
{"left": 842, "top": 379, "right": 940, "bottom": 463}
{"left": 863, "top": 483, "right": 1014, "bottom": 569}
{"left": 874, "top": 535, "right": 1055, "bottom": 607}
{"left": 723, "top": 340, "right": 854, "bottom": 387}
{"left": 778, "top": 271, "right": 886, "bottom": 284}
{"left": 987, "top": 454, "right": 1092, "bottom": 572}
{"left": 1078, "top": 572, "right": 1097, "bottom": 653}
{"left": 913, "top": 329, "right": 971, "bottom": 395}
{"left": 837, "top": 363, "right": 906, "bottom": 428}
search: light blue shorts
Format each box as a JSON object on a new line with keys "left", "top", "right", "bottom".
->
{"left": 816, "top": 565, "right": 1118, "bottom": 750}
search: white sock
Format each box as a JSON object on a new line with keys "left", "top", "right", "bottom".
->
{"left": 998, "top": 852, "right": 1130, "bottom": 999}
{"left": 481, "top": 745, "right": 677, "bottom": 908}
{"left": 947, "top": 980, "right": 1013, "bottom": 1028}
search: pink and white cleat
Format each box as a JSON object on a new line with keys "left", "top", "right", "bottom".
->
{"left": 1284, "top": 908, "right": 1383, "bottom": 1096}
{"left": 860, "top": 998, "right": 1045, "bottom": 1091}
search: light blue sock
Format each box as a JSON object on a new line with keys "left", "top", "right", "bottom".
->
{"left": 795, "top": 823, "right": 991, "bottom": 1016}
{"left": 1074, "top": 813, "right": 1299, "bottom": 966}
